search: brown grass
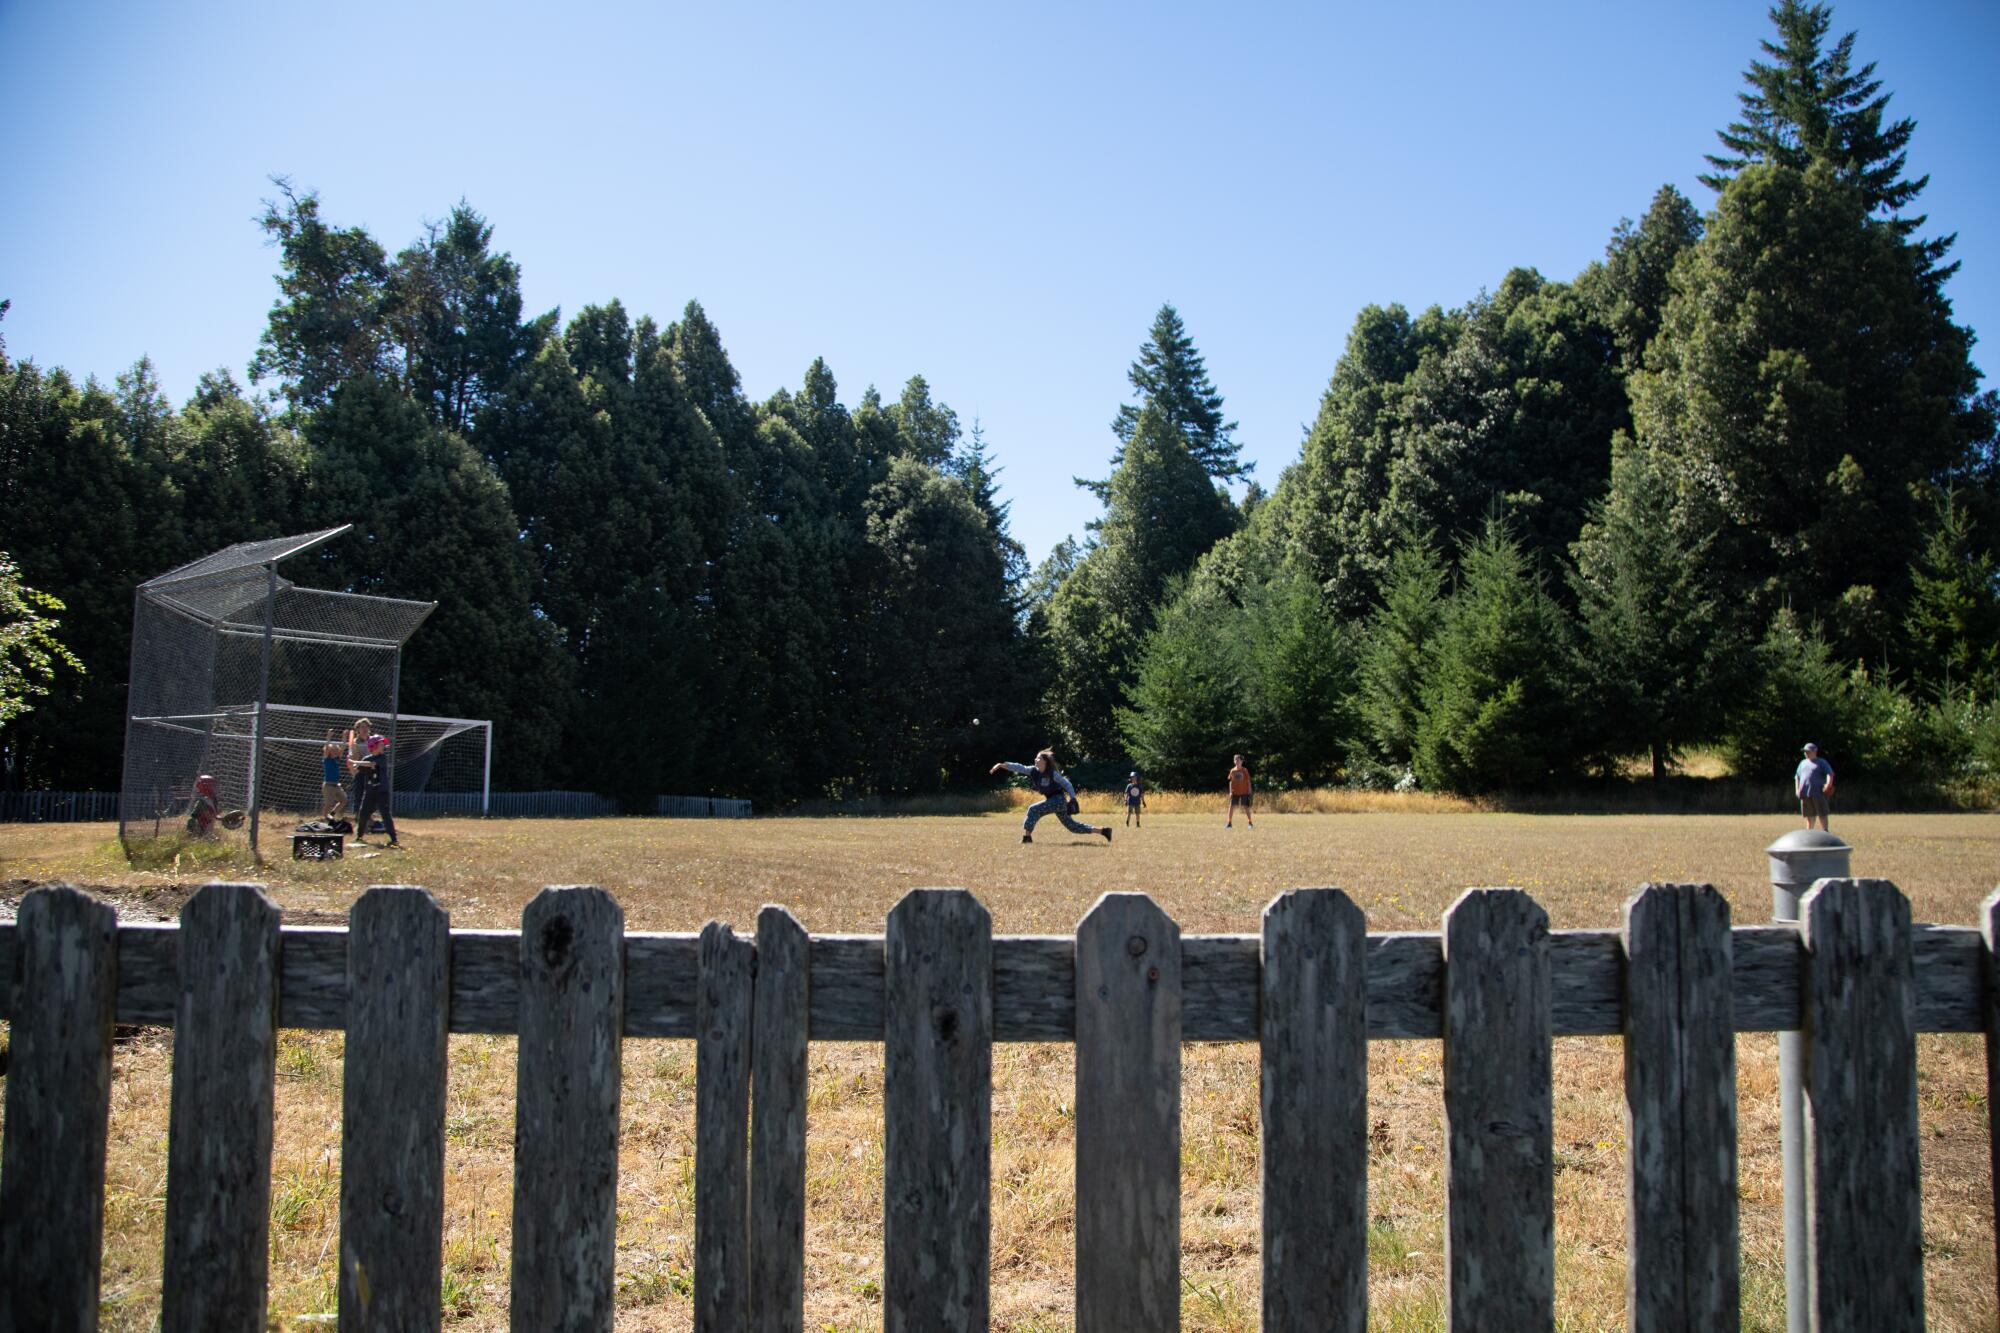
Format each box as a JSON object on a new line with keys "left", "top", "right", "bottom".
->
{"left": 2, "top": 810, "right": 1996, "bottom": 1330}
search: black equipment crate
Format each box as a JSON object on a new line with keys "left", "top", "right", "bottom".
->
{"left": 293, "top": 832, "right": 344, "bottom": 860}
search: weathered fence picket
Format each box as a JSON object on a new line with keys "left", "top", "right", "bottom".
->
{"left": 1984, "top": 887, "right": 2000, "bottom": 1318}
{"left": 338, "top": 887, "right": 451, "bottom": 1332}
{"left": 1074, "top": 893, "right": 1183, "bottom": 1331}
{"left": 0, "top": 885, "right": 120, "bottom": 1333}
{"left": 0, "top": 874, "right": 1989, "bottom": 1330}
{"left": 750, "top": 905, "right": 810, "bottom": 1333}
{"left": 509, "top": 886, "right": 624, "bottom": 1332}
{"left": 695, "top": 921, "right": 754, "bottom": 1333}
{"left": 883, "top": 889, "right": 993, "bottom": 1330}
{"left": 160, "top": 883, "right": 282, "bottom": 1333}
{"left": 1622, "top": 884, "right": 1740, "bottom": 1332}
{"left": 1801, "top": 878, "right": 1926, "bottom": 1329}
{"left": 1258, "top": 888, "right": 1368, "bottom": 1333}
{"left": 1441, "top": 887, "right": 1555, "bottom": 1331}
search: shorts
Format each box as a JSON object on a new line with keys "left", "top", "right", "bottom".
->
{"left": 1230, "top": 793, "right": 1253, "bottom": 810}
{"left": 1800, "top": 791, "right": 1829, "bottom": 820}
{"left": 322, "top": 781, "right": 346, "bottom": 809}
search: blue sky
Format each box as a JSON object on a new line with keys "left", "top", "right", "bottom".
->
{"left": 4, "top": 0, "right": 1994, "bottom": 565}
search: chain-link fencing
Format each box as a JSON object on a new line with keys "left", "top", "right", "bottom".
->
{"left": 120, "top": 526, "right": 489, "bottom": 852}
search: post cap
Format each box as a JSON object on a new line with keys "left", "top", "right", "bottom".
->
{"left": 1765, "top": 828, "right": 1853, "bottom": 888}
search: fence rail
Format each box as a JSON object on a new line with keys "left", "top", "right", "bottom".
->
{"left": 0, "top": 789, "right": 751, "bottom": 822}
{"left": 0, "top": 877, "right": 1985, "bottom": 1330}
{"left": 0, "top": 789, "right": 121, "bottom": 823}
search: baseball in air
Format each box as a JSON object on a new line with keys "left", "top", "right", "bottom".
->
{"left": 973, "top": 717, "right": 981, "bottom": 726}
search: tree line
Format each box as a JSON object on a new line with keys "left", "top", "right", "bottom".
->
{"left": 2, "top": 1, "right": 1996, "bottom": 802}
{"left": 1038, "top": 1, "right": 1999, "bottom": 795}
{"left": 0, "top": 195, "right": 1037, "bottom": 803}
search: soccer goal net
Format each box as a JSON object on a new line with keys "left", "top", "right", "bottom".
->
{"left": 119, "top": 526, "right": 491, "bottom": 850}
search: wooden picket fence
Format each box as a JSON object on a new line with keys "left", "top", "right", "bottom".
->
{"left": 0, "top": 876, "right": 1989, "bottom": 1330}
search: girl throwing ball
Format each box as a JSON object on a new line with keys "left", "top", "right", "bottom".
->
{"left": 991, "top": 748, "right": 1112, "bottom": 844}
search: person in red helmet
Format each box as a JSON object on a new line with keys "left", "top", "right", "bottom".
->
{"left": 351, "top": 733, "right": 402, "bottom": 849}
{"left": 186, "top": 774, "right": 221, "bottom": 839}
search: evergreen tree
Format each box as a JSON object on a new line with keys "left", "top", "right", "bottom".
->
{"left": 1269, "top": 303, "right": 1453, "bottom": 612}
{"left": 1083, "top": 303, "right": 1244, "bottom": 494}
{"left": 1094, "top": 403, "right": 1239, "bottom": 615}
{"left": 0, "top": 358, "right": 179, "bottom": 788}
{"left": 708, "top": 412, "right": 845, "bottom": 801}
{"left": 855, "top": 457, "right": 1031, "bottom": 793}
{"left": 1357, "top": 535, "right": 1449, "bottom": 769}
{"left": 885, "top": 374, "right": 960, "bottom": 469}
{"left": 1045, "top": 403, "right": 1239, "bottom": 757}
{"left": 1391, "top": 270, "right": 1625, "bottom": 582}
{"left": 1578, "top": 185, "right": 1704, "bottom": 371}
{"left": 300, "top": 376, "right": 568, "bottom": 785}
{"left": 1412, "top": 520, "right": 1582, "bottom": 793}
{"left": 1631, "top": 160, "right": 1990, "bottom": 646}
{"left": 1721, "top": 607, "right": 1872, "bottom": 781}
{"left": 948, "top": 419, "right": 1028, "bottom": 589}
{"left": 562, "top": 300, "right": 637, "bottom": 391}
{"left": 1244, "top": 567, "right": 1359, "bottom": 786}
{"left": 1571, "top": 443, "right": 1742, "bottom": 778}
{"left": 1271, "top": 271, "right": 1623, "bottom": 613}
{"left": 385, "top": 203, "right": 542, "bottom": 433}
{"left": 249, "top": 181, "right": 392, "bottom": 412}
{"left": 1118, "top": 576, "right": 1249, "bottom": 788}
{"left": 1701, "top": 1, "right": 1949, "bottom": 277}
{"left": 174, "top": 370, "right": 305, "bottom": 552}
{"left": 669, "top": 300, "right": 757, "bottom": 459}
{"left": 1902, "top": 488, "right": 2000, "bottom": 700}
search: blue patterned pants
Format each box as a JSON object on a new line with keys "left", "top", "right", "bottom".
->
{"left": 1024, "top": 796, "right": 1097, "bottom": 835}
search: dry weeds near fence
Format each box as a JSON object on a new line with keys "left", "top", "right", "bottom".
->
{"left": 0, "top": 876, "right": 1987, "bottom": 1329}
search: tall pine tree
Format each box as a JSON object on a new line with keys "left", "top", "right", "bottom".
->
{"left": 1081, "top": 303, "right": 1244, "bottom": 495}
{"left": 1701, "top": 1, "right": 1948, "bottom": 276}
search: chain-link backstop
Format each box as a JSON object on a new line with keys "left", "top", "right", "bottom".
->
{"left": 120, "top": 526, "right": 491, "bottom": 852}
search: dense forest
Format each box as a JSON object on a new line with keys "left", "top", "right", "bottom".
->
{"left": 3, "top": 1, "right": 1997, "bottom": 802}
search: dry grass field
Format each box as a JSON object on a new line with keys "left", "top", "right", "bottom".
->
{"left": 2, "top": 807, "right": 1997, "bottom": 1331}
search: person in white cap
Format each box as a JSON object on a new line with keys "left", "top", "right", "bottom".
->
{"left": 1795, "top": 742, "right": 1835, "bottom": 830}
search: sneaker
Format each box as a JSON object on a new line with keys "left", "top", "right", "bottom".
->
{"left": 387, "top": 841, "right": 403, "bottom": 850}
{"left": 1021, "top": 833, "right": 1033, "bottom": 844}
{"left": 1099, "top": 827, "right": 1112, "bottom": 844}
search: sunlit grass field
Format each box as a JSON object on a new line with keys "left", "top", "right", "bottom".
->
{"left": 3, "top": 808, "right": 1997, "bottom": 1330}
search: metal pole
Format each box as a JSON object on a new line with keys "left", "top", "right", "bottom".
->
{"left": 118, "top": 587, "right": 142, "bottom": 842}
{"left": 1765, "top": 828, "right": 1853, "bottom": 1333}
{"left": 481, "top": 721, "right": 492, "bottom": 816}
{"left": 248, "top": 561, "right": 279, "bottom": 856}
{"left": 387, "top": 654, "right": 402, "bottom": 813}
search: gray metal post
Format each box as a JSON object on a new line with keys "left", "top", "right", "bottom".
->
{"left": 1765, "top": 828, "right": 1853, "bottom": 1333}
{"left": 387, "top": 654, "right": 402, "bottom": 810}
{"left": 118, "top": 587, "right": 143, "bottom": 842}
{"left": 481, "top": 720, "right": 492, "bottom": 816}
{"left": 247, "top": 561, "right": 279, "bottom": 856}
